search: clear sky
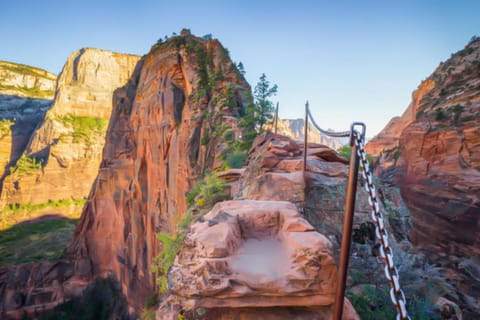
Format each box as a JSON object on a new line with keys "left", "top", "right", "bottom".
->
{"left": 1, "top": 1, "right": 479, "bottom": 136}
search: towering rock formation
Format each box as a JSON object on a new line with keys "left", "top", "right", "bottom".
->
{"left": 366, "top": 37, "right": 480, "bottom": 316}
{"left": 0, "top": 49, "right": 140, "bottom": 207}
{"left": 66, "top": 31, "right": 252, "bottom": 309}
{"left": 0, "top": 61, "right": 56, "bottom": 187}
{"left": 268, "top": 118, "right": 347, "bottom": 150}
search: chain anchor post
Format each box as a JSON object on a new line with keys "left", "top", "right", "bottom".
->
{"left": 274, "top": 102, "right": 279, "bottom": 134}
{"left": 303, "top": 101, "right": 309, "bottom": 173}
{"left": 333, "top": 122, "right": 365, "bottom": 320}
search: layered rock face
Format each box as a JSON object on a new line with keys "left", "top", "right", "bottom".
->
{"left": 0, "top": 49, "right": 140, "bottom": 207}
{"left": 269, "top": 118, "right": 348, "bottom": 150}
{"left": 0, "top": 62, "right": 56, "bottom": 183}
{"left": 0, "top": 61, "right": 56, "bottom": 99}
{"left": 366, "top": 38, "right": 480, "bottom": 315}
{"left": 162, "top": 132, "right": 359, "bottom": 319}
{"left": 170, "top": 201, "right": 336, "bottom": 308}
{"left": 65, "top": 33, "right": 252, "bottom": 309}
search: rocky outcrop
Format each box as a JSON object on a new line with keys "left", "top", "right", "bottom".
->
{"left": 0, "top": 62, "right": 56, "bottom": 185}
{"left": 268, "top": 118, "right": 348, "bottom": 150}
{"left": 366, "top": 37, "right": 480, "bottom": 316}
{"left": 64, "top": 32, "right": 252, "bottom": 310}
{"left": 170, "top": 200, "right": 336, "bottom": 308}
{"left": 0, "top": 31, "right": 251, "bottom": 318}
{"left": 160, "top": 132, "right": 361, "bottom": 319}
{"left": 0, "top": 259, "right": 92, "bottom": 319}
{"left": 165, "top": 200, "right": 358, "bottom": 319}
{"left": 0, "top": 49, "right": 140, "bottom": 208}
{"left": 0, "top": 61, "right": 56, "bottom": 99}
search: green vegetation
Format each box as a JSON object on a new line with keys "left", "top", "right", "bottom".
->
{"left": 451, "top": 104, "right": 464, "bottom": 125}
{"left": 238, "top": 74, "right": 278, "bottom": 150}
{"left": 0, "top": 197, "right": 86, "bottom": 229}
{"left": 186, "top": 172, "right": 230, "bottom": 208}
{"left": 58, "top": 115, "right": 108, "bottom": 144}
{"left": 36, "top": 277, "right": 129, "bottom": 320}
{"left": 0, "top": 118, "right": 14, "bottom": 138}
{"left": 0, "top": 61, "right": 55, "bottom": 79}
{"left": 347, "top": 285, "right": 397, "bottom": 319}
{"left": 253, "top": 73, "right": 278, "bottom": 130}
{"left": 337, "top": 145, "right": 351, "bottom": 159}
{"left": 337, "top": 145, "right": 375, "bottom": 166}
{"left": 0, "top": 84, "right": 54, "bottom": 99}
{"left": 0, "top": 217, "right": 79, "bottom": 266}
{"left": 435, "top": 109, "right": 447, "bottom": 121}
{"left": 152, "top": 212, "right": 193, "bottom": 292}
{"left": 223, "top": 150, "right": 247, "bottom": 169}
{"left": 13, "top": 154, "right": 44, "bottom": 175}
{"left": 461, "top": 115, "right": 476, "bottom": 122}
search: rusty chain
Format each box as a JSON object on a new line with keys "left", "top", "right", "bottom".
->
{"left": 353, "top": 131, "right": 411, "bottom": 320}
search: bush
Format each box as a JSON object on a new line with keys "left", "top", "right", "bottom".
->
{"left": 224, "top": 151, "right": 247, "bottom": 169}
{"left": 347, "top": 285, "right": 396, "bottom": 319}
{"left": 151, "top": 212, "right": 193, "bottom": 293}
{"left": 14, "top": 154, "right": 43, "bottom": 175}
{"left": 435, "top": 109, "right": 447, "bottom": 121}
{"left": 58, "top": 115, "right": 108, "bottom": 144}
{"left": 223, "top": 129, "right": 235, "bottom": 142}
{"left": 186, "top": 173, "right": 230, "bottom": 208}
{"left": 152, "top": 231, "right": 185, "bottom": 292}
{"left": 337, "top": 145, "right": 351, "bottom": 159}
{"left": 0, "top": 118, "right": 14, "bottom": 139}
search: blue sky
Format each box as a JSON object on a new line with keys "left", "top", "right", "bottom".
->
{"left": 1, "top": 1, "right": 479, "bottom": 136}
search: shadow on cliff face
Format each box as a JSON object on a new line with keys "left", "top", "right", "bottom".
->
{"left": 0, "top": 94, "right": 52, "bottom": 193}
{"left": 0, "top": 214, "right": 78, "bottom": 266}
{"left": 28, "top": 277, "right": 130, "bottom": 320}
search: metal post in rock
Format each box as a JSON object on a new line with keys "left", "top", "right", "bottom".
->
{"left": 333, "top": 123, "right": 364, "bottom": 320}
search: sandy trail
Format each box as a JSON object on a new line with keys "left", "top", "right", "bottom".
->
{"left": 230, "top": 237, "right": 288, "bottom": 279}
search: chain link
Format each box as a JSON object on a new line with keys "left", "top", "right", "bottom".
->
{"left": 353, "top": 131, "right": 411, "bottom": 320}
{"left": 306, "top": 108, "right": 351, "bottom": 138}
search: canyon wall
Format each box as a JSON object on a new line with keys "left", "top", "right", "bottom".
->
{"left": 367, "top": 37, "right": 480, "bottom": 316}
{"left": 0, "top": 49, "right": 140, "bottom": 208}
{"left": 66, "top": 31, "right": 252, "bottom": 308}
{"left": 0, "top": 62, "right": 56, "bottom": 183}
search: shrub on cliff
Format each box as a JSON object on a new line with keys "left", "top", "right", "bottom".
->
{"left": 186, "top": 172, "right": 230, "bottom": 208}
{"left": 152, "top": 212, "right": 193, "bottom": 292}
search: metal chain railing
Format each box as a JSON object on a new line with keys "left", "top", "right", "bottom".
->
{"left": 306, "top": 105, "right": 350, "bottom": 138}
{"left": 303, "top": 101, "right": 410, "bottom": 319}
{"left": 353, "top": 131, "right": 411, "bottom": 320}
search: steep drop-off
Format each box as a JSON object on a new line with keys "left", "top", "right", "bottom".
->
{"left": 0, "top": 49, "right": 140, "bottom": 208}
{"left": 367, "top": 37, "right": 480, "bottom": 316}
{"left": 65, "top": 31, "right": 252, "bottom": 309}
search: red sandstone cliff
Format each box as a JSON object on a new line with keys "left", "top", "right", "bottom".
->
{"left": 66, "top": 31, "right": 252, "bottom": 309}
{"left": 366, "top": 37, "right": 480, "bottom": 316}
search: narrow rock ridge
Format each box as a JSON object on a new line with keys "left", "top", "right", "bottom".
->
{"left": 65, "top": 32, "right": 252, "bottom": 310}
